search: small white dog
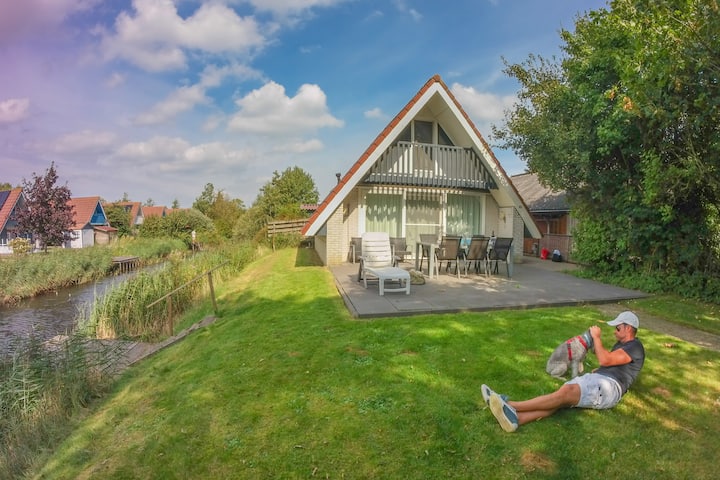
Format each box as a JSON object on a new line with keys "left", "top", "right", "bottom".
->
{"left": 545, "top": 330, "right": 594, "bottom": 379}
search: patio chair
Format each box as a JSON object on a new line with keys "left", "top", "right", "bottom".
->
{"left": 463, "top": 236, "right": 490, "bottom": 276}
{"left": 435, "top": 236, "right": 463, "bottom": 278}
{"left": 418, "top": 233, "right": 439, "bottom": 272}
{"left": 358, "top": 232, "right": 410, "bottom": 295}
{"left": 488, "top": 237, "right": 514, "bottom": 277}
{"left": 390, "top": 237, "right": 412, "bottom": 264}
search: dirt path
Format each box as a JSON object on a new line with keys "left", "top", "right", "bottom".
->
{"left": 594, "top": 303, "right": 720, "bottom": 352}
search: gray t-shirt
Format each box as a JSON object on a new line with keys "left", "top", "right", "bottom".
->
{"left": 596, "top": 339, "right": 645, "bottom": 394}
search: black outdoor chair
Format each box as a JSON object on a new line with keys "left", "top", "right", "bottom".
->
{"left": 435, "top": 236, "right": 463, "bottom": 278}
{"left": 463, "top": 236, "right": 490, "bottom": 276}
{"left": 488, "top": 237, "right": 514, "bottom": 277}
{"left": 390, "top": 237, "right": 412, "bottom": 265}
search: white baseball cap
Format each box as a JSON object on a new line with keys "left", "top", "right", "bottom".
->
{"left": 607, "top": 311, "right": 639, "bottom": 329}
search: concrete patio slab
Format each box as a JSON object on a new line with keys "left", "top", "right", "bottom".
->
{"left": 330, "top": 256, "right": 648, "bottom": 318}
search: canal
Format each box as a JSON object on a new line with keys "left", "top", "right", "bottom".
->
{"left": 0, "top": 269, "right": 144, "bottom": 357}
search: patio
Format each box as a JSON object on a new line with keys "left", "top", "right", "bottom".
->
{"left": 329, "top": 256, "right": 648, "bottom": 318}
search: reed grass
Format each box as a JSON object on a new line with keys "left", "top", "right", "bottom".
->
{"left": 82, "top": 242, "right": 258, "bottom": 341}
{"left": 0, "top": 333, "right": 114, "bottom": 479}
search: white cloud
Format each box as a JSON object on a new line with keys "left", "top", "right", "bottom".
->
{"left": 134, "top": 63, "right": 262, "bottom": 125}
{"left": 272, "top": 138, "right": 324, "bottom": 153}
{"left": 135, "top": 85, "right": 208, "bottom": 125}
{"left": 99, "top": 0, "right": 266, "bottom": 72}
{"left": 248, "top": 0, "right": 347, "bottom": 14}
{"left": 52, "top": 129, "right": 116, "bottom": 154}
{"left": 450, "top": 82, "right": 516, "bottom": 122}
{"left": 393, "top": 0, "right": 422, "bottom": 21}
{"left": 0, "top": 98, "right": 30, "bottom": 124}
{"left": 364, "top": 107, "right": 385, "bottom": 119}
{"left": 109, "top": 136, "right": 257, "bottom": 173}
{"left": 228, "top": 81, "right": 343, "bottom": 135}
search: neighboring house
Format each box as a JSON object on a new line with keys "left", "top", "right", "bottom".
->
{"left": 302, "top": 75, "right": 541, "bottom": 266}
{"left": 66, "top": 196, "right": 116, "bottom": 248}
{"left": 142, "top": 206, "right": 167, "bottom": 219}
{"left": 0, "top": 188, "right": 29, "bottom": 254}
{"left": 116, "top": 201, "right": 144, "bottom": 226}
{"left": 511, "top": 172, "right": 576, "bottom": 261}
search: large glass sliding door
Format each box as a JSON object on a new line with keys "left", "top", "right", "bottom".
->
{"left": 446, "top": 194, "right": 484, "bottom": 236}
{"left": 405, "top": 191, "right": 441, "bottom": 251}
{"left": 366, "top": 193, "right": 402, "bottom": 236}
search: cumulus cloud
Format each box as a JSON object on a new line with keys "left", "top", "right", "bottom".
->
{"left": 272, "top": 138, "right": 324, "bottom": 153}
{"left": 134, "top": 63, "right": 262, "bottom": 125}
{"left": 109, "top": 136, "right": 257, "bottom": 173}
{"left": 104, "top": 72, "right": 126, "bottom": 88}
{"left": 364, "top": 107, "right": 385, "bottom": 119}
{"left": 0, "top": 98, "right": 30, "bottom": 124}
{"left": 228, "top": 81, "right": 343, "bottom": 135}
{"left": 450, "top": 82, "right": 516, "bottom": 122}
{"left": 52, "top": 129, "right": 117, "bottom": 153}
{"left": 99, "top": 0, "right": 266, "bottom": 72}
{"left": 248, "top": 0, "right": 347, "bottom": 14}
{"left": 135, "top": 85, "right": 208, "bottom": 125}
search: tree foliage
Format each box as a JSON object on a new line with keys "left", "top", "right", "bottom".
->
{"left": 105, "top": 204, "right": 133, "bottom": 237}
{"left": 192, "top": 183, "right": 245, "bottom": 238}
{"left": 234, "top": 166, "right": 318, "bottom": 242}
{"left": 495, "top": 0, "right": 720, "bottom": 294}
{"left": 139, "top": 208, "right": 217, "bottom": 247}
{"left": 14, "top": 162, "right": 74, "bottom": 250}
{"left": 257, "top": 166, "right": 318, "bottom": 220}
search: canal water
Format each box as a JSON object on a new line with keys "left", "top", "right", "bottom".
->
{"left": 0, "top": 270, "right": 141, "bottom": 357}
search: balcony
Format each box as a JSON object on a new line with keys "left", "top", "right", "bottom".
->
{"left": 363, "top": 142, "right": 497, "bottom": 190}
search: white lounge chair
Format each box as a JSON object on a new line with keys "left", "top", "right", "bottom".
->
{"left": 358, "top": 232, "right": 410, "bottom": 296}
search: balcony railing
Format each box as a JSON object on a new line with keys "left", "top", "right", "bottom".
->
{"left": 363, "top": 142, "right": 497, "bottom": 190}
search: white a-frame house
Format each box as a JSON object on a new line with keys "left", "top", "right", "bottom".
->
{"left": 302, "top": 75, "right": 541, "bottom": 266}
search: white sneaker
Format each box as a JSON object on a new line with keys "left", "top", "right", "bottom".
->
{"left": 489, "top": 394, "right": 519, "bottom": 433}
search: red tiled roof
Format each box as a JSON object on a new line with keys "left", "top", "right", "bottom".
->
{"left": 0, "top": 187, "right": 23, "bottom": 233}
{"left": 142, "top": 206, "right": 166, "bottom": 218}
{"left": 67, "top": 196, "right": 103, "bottom": 230}
{"left": 114, "top": 201, "right": 143, "bottom": 224}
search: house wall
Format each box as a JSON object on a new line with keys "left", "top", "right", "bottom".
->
{"left": 325, "top": 204, "right": 348, "bottom": 265}
{"left": 68, "top": 228, "right": 94, "bottom": 248}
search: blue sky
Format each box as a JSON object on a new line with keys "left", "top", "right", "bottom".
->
{"left": 0, "top": 0, "right": 608, "bottom": 208}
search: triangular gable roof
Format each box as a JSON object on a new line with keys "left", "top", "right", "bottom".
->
{"left": 0, "top": 188, "right": 24, "bottom": 233}
{"left": 511, "top": 173, "right": 569, "bottom": 213}
{"left": 68, "top": 196, "right": 107, "bottom": 230}
{"left": 302, "top": 75, "right": 541, "bottom": 237}
{"left": 114, "top": 201, "right": 144, "bottom": 224}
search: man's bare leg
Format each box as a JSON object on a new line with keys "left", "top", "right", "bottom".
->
{"left": 508, "top": 383, "right": 581, "bottom": 425}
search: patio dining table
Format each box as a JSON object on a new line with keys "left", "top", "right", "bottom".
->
{"left": 415, "top": 241, "right": 438, "bottom": 279}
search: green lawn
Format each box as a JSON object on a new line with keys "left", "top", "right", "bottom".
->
{"left": 34, "top": 248, "right": 720, "bottom": 479}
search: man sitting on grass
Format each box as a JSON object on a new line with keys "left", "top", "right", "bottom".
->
{"left": 482, "top": 311, "right": 645, "bottom": 433}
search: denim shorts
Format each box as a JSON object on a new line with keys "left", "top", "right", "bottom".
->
{"left": 566, "top": 373, "right": 623, "bottom": 409}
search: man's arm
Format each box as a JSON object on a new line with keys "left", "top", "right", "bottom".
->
{"left": 589, "top": 325, "right": 632, "bottom": 367}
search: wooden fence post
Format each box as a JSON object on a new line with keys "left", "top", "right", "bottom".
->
{"left": 207, "top": 271, "right": 218, "bottom": 315}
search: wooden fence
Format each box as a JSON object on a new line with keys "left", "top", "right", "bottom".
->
{"left": 267, "top": 219, "right": 310, "bottom": 250}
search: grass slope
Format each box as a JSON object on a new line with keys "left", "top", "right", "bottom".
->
{"left": 34, "top": 249, "right": 720, "bottom": 479}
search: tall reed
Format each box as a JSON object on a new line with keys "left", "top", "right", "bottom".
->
{"left": 82, "top": 242, "right": 258, "bottom": 341}
{"left": 0, "top": 333, "right": 114, "bottom": 479}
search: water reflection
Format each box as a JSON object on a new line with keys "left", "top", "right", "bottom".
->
{"left": 0, "top": 269, "right": 145, "bottom": 357}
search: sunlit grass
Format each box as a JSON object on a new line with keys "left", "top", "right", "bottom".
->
{"left": 30, "top": 248, "right": 720, "bottom": 479}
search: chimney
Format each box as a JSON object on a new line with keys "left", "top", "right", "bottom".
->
{"left": 335, "top": 172, "right": 341, "bottom": 184}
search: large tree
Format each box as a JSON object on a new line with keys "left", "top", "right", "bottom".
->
{"left": 494, "top": 0, "right": 720, "bottom": 283}
{"left": 257, "top": 166, "right": 319, "bottom": 220}
{"left": 14, "top": 162, "right": 74, "bottom": 250}
{"left": 192, "top": 183, "right": 245, "bottom": 238}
